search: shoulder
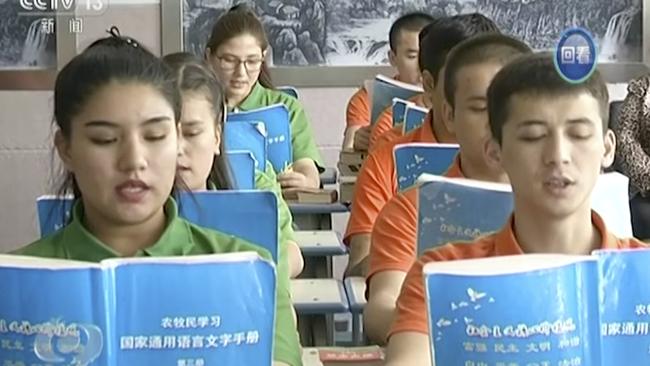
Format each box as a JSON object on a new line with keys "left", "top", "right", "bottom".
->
{"left": 418, "top": 233, "right": 499, "bottom": 264}
{"left": 13, "top": 230, "right": 65, "bottom": 258}
{"left": 262, "top": 86, "right": 305, "bottom": 113}
{"left": 185, "top": 220, "right": 273, "bottom": 261}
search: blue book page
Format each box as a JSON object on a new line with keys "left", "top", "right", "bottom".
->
{"left": 424, "top": 256, "right": 601, "bottom": 366}
{"left": 403, "top": 105, "right": 428, "bottom": 134}
{"left": 417, "top": 177, "right": 513, "bottom": 255}
{"left": 227, "top": 104, "right": 292, "bottom": 173}
{"left": 224, "top": 151, "right": 256, "bottom": 190}
{"left": 391, "top": 98, "right": 411, "bottom": 127}
{"left": 597, "top": 248, "right": 650, "bottom": 364}
{"left": 177, "top": 191, "right": 279, "bottom": 262}
{"left": 393, "top": 143, "right": 459, "bottom": 191}
{"left": 108, "top": 254, "right": 276, "bottom": 365}
{"left": 36, "top": 196, "right": 74, "bottom": 238}
{"left": 0, "top": 258, "right": 108, "bottom": 365}
{"left": 370, "top": 76, "right": 422, "bottom": 124}
{"left": 223, "top": 120, "right": 267, "bottom": 172}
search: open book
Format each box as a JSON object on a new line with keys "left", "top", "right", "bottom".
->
{"left": 0, "top": 252, "right": 276, "bottom": 365}
{"left": 392, "top": 98, "right": 413, "bottom": 127}
{"left": 369, "top": 75, "right": 423, "bottom": 125}
{"left": 227, "top": 103, "right": 292, "bottom": 173}
{"left": 402, "top": 104, "right": 429, "bottom": 134}
{"left": 415, "top": 172, "right": 633, "bottom": 253}
{"left": 394, "top": 143, "right": 459, "bottom": 191}
{"left": 424, "top": 248, "right": 650, "bottom": 365}
{"left": 224, "top": 119, "right": 267, "bottom": 173}
{"left": 224, "top": 150, "right": 256, "bottom": 190}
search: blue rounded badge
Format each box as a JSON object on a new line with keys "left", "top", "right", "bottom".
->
{"left": 554, "top": 27, "right": 597, "bottom": 83}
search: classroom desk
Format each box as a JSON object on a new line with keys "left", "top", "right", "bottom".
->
{"left": 293, "top": 279, "right": 350, "bottom": 347}
{"left": 344, "top": 277, "right": 367, "bottom": 346}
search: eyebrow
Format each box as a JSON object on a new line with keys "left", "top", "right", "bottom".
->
{"left": 567, "top": 118, "right": 596, "bottom": 126}
{"left": 466, "top": 96, "right": 486, "bottom": 102}
{"left": 180, "top": 120, "right": 206, "bottom": 127}
{"left": 516, "top": 120, "right": 547, "bottom": 128}
{"left": 84, "top": 116, "right": 172, "bottom": 128}
{"left": 219, "top": 52, "right": 262, "bottom": 59}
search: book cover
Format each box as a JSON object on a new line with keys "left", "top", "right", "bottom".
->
{"left": 0, "top": 252, "right": 276, "bottom": 365}
{"left": 370, "top": 75, "right": 423, "bottom": 125}
{"left": 37, "top": 191, "right": 279, "bottom": 262}
{"left": 416, "top": 175, "right": 513, "bottom": 255}
{"left": 223, "top": 120, "right": 267, "bottom": 172}
{"left": 224, "top": 150, "right": 256, "bottom": 190}
{"left": 393, "top": 143, "right": 459, "bottom": 192}
{"left": 391, "top": 98, "right": 412, "bottom": 127}
{"left": 227, "top": 103, "right": 292, "bottom": 173}
{"left": 282, "top": 188, "right": 338, "bottom": 204}
{"left": 402, "top": 104, "right": 429, "bottom": 134}
{"left": 424, "top": 254, "right": 601, "bottom": 366}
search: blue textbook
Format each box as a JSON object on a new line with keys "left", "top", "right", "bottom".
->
{"left": 391, "top": 98, "right": 412, "bottom": 127}
{"left": 424, "top": 249, "right": 650, "bottom": 366}
{"left": 224, "top": 151, "right": 256, "bottom": 190}
{"left": 227, "top": 103, "right": 292, "bottom": 173}
{"left": 415, "top": 175, "right": 513, "bottom": 255}
{"left": 402, "top": 104, "right": 429, "bottom": 134}
{"left": 0, "top": 252, "right": 276, "bottom": 365}
{"left": 37, "top": 191, "right": 279, "bottom": 262}
{"left": 223, "top": 119, "right": 267, "bottom": 172}
{"left": 369, "top": 75, "right": 423, "bottom": 125}
{"left": 393, "top": 143, "right": 459, "bottom": 191}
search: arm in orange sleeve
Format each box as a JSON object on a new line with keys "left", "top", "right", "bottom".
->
{"left": 369, "top": 125, "right": 404, "bottom": 153}
{"left": 368, "top": 106, "right": 395, "bottom": 150}
{"left": 343, "top": 87, "right": 371, "bottom": 150}
{"left": 344, "top": 146, "right": 397, "bottom": 273}
{"left": 364, "top": 187, "right": 419, "bottom": 344}
{"left": 383, "top": 255, "right": 433, "bottom": 366}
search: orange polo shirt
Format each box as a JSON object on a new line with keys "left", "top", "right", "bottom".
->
{"left": 367, "top": 155, "right": 464, "bottom": 282}
{"left": 346, "top": 87, "right": 370, "bottom": 128}
{"left": 368, "top": 94, "right": 427, "bottom": 150}
{"left": 388, "top": 212, "right": 648, "bottom": 338}
{"left": 344, "top": 113, "right": 436, "bottom": 244}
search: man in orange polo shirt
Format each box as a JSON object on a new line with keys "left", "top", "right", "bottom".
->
{"left": 342, "top": 12, "right": 433, "bottom": 151}
{"left": 383, "top": 53, "right": 647, "bottom": 366}
{"left": 363, "top": 33, "right": 532, "bottom": 344}
{"left": 344, "top": 13, "right": 500, "bottom": 277}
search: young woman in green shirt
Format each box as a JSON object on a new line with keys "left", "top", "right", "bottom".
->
{"left": 205, "top": 5, "right": 323, "bottom": 191}
{"left": 15, "top": 29, "right": 302, "bottom": 366}
{"left": 162, "top": 52, "right": 304, "bottom": 278}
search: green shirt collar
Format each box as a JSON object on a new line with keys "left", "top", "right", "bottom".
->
{"left": 236, "top": 82, "right": 265, "bottom": 111}
{"left": 61, "top": 198, "right": 194, "bottom": 261}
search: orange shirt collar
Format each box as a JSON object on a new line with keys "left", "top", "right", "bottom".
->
{"left": 494, "top": 211, "right": 618, "bottom": 255}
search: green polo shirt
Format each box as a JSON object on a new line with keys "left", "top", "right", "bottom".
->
{"left": 15, "top": 198, "right": 302, "bottom": 366}
{"left": 256, "top": 163, "right": 296, "bottom": 246}
{"left": 237, "top": 82, "right": 323, "bottom": 168}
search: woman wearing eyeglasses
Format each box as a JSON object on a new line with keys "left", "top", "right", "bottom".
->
{"left": 205, "top": 5, "right": 322, "bottom": 190}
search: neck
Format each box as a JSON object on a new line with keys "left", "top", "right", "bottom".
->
{"left": 227, "top": 94, "right": 245, "bottom": 108}
{"left": 513, "top": 203, "right": 599, "bottom": 255}
{"left": 459, "top": 153, "right": 508, "bottom": 183}
{"left": 83, "top": 205, "right": 167, "bottom": 257}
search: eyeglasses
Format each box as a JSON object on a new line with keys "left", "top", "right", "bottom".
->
{"left": 215, "top": 55, "right": 264, "bottom": 72}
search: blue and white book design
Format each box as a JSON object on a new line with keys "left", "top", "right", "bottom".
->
{"left": 402, "top": 104, "right": 429, "bottom": 134}
{"left": 224, "top": 120, "right": 267, "bottom": 173}
{"left": 369, "top": 75, "right": 422, "bottom": 125}
{"left": 227, "top": 103, "right": 292, "bottom": 173}
{"left": 393, "top": 143, "right": 459, "bottom": 191}
{"left": 392, "top": 98, "right": 412, "bottom": 127}
{"left": 0, "top": 252, "right": 276, "bottom": 365}
{"left": 224, "top": 150, "right": 256, "bottom": 190}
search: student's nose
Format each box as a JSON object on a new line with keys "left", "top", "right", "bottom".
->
{"left": 177, "top": 133, "right": 188, "bottom": 158}
{"left": 543, "top": 133, "right": 571, "bottom": 167}
{"left": 117, "top": 136, "right": 147, "bottom": 172}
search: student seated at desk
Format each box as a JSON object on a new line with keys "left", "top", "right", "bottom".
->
{"left": 343, "top": 14, "right": 499, "bottom": 277}
{"left": 13, "top": 30, "right": 302, "bottom": 366}
{"left": 364, "top": 33, "right": 532, "bottom": 344}
{"left": 162, "top": 52, "right": 304, "bottom": 278}
{"left": 342, "top": 12, "right": 434, "bottom": 151}
{"left": 383, "top": 53, "right": 647, "bottom": 366}
{"left": 205, "top": 4, "right": 322, "bottom": 191}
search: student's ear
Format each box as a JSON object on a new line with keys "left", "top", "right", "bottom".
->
{"left": 54, "top": 130, "right": 73, "bottom": 172}
{"left": 421, "top": 70, "right": 435, "bottom": 101}
{"left": 262, "top": 48, "right": 268, "bottom": 61}
{"left": 213, "top": 123, "right": 222, "bottom": 156}
{"left": 484, "top": 138, "right": 503, "bottom": 169}
{"left": 204, "top": 47, "right": 212, "bottom": 62}
{"left": 388, "top": 49, "right": 397, "bottom": 68}
{"left": 441, "top": 99, "right": 455, "bottom": 134}
{"left": 601, "top": 129, "right": 617, "bottom": 169}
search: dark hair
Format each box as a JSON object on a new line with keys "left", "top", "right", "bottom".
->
{"left": 419, "top": 13, "right": 500, "bottom": 83}
{"left": 53, "top": 27, "right": 181, "bottom": 201}
{"left": 487, "top": 52, "right": 610, "bottom": 144}
{"left": 162, "top": 52, "right": 235, "bottom": 190}
{"left": 205, "top": 4, "right": 273, "bottom": 89}
{"left": 444, "top": 33, "right": 532, "bottom": 108}
{"left": 389, "top": 12, "right": 434, "bottom": 51}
